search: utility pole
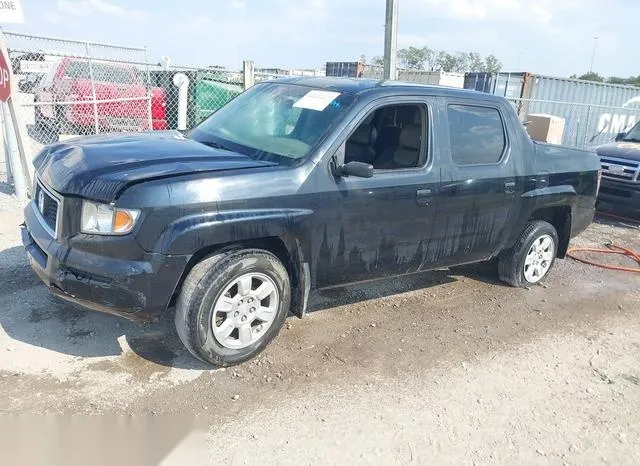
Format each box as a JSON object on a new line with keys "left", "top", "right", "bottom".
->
{"left": 589, "top": 36, "right": 599, "bottom": 73}
{"left": 383, "top": 0, "right": 399, "bottom": 80}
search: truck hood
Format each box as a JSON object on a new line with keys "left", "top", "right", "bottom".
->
{"left": 595, "top": 141, "right": 640, "bottom": 161}
{"left": 34, "top": 130, "right": 277, "bottom": 202}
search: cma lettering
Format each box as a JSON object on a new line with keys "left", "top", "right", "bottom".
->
{"left": 598, "top": 113, "right": 637, "bottom": 134}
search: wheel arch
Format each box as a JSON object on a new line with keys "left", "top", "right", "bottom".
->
{"left": 168, "top": 234, "right": 309, "bottom": 318}
{"left": 527, "top": 205, "right": 572, "bottom": 258}
{"left": 508, "top": 186, "right": 577, "bottom": 259}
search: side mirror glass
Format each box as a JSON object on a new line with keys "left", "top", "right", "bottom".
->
{"left": 337, "top": 161, "right": 373, "bottom": 178}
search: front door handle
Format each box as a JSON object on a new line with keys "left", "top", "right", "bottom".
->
{"left": 416, "top": 188, "right": 432, "bottom": 206}
{"left": 504, "top": 181, "right": 516, "bottom": 194}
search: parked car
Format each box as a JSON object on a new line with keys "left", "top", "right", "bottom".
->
{"left": 595, "top": 122, "right": 640, "bottom": 213}
{"left": 34, "top": 57, "right": 167, "bottom": 136}
{"left": 22, "top": 77, "right": 600, "bottom": 366}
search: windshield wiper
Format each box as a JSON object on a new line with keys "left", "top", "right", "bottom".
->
{"left": 622, "top": 137, "right": 640, "bottom": 143}
{"left": 199, "top": 140, "right": 234, "bottom": 152}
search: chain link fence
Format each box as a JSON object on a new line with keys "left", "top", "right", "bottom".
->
{"left": 5, "top": 32, "right": 153, "bottom": 155}
{"left": 3, "top": 31, "right": 247, "bottom": 164}
{"left": 510, "top": 98, "right": 639, "bottom": 149}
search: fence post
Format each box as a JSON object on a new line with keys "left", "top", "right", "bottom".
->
{"left": 243, "top": 60, "right": 254, "bottom": 91}
{"left": 85, "top": 42, "right": 100, "bottom": 134}
{"left": 582, "top": 105, "right": 592, "bottom": 148}
{"left": 0, "top": 30, "right": 33, "bottom": 198}
{"left": 2, "top": 103, "right": 27, "bottom": 198}
{"left": 1, "top": 106, "right": 12, "bottom": 184}
{"left": 144, "top": 46, "right": 152, "bottom": 130}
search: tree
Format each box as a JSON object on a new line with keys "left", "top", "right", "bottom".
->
{"left": 606, "top": 76, "right": 640, "bottom": 87}
{"left": 371, "top": 46, "right": 503, "bottom": 73}
{"left": 484, "top": 55, "right": 502, "bottom": 74}
{"left": 607, "top": 76, "right": 626, "bottom": 84}
{"left": 467, "top": 52, "right": 485, "bottom": 72}
{"left": 435, "top": 51, "right": 457, "bottom": 72}
{"left": 398, "top": 46, "right": 434, "bottom": 69}
{"left": 577, "top": 72, "right": 604, "bottom": 82}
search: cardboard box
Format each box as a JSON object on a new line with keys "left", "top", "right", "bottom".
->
{"left": 525, "top": 113, "right": 565, "bottom": 145}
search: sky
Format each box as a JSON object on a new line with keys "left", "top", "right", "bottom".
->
{"left": 4, "top": 0, "right": 639, "bottom": 78}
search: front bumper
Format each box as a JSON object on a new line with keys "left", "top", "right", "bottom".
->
{"left": 597, "top": 178, "right": 640, "bottom": 214}
{"left": 22, "top": 200, "right": 189, "bottom": 321}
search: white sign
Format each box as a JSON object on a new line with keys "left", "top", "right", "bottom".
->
{"left": 0, "top": 0, "right": 24, "bottom": 24}
{"left": 19, "top": 60, "right": 51, "bottom": 74}
{"left": 597, "top": 113, "right": 637, "bottom": 134}
{"left": 293, "top": 90, "right": 340, "bottom": 111}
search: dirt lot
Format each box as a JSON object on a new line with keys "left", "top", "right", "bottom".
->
{"left": 1, "top": 184, "right": 639, "bottom": 464}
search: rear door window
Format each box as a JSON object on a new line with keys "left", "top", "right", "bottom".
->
{"left": 448, "top": 104, "right": 506, "bottom": 165}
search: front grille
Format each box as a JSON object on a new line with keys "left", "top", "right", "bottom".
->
{"left": 35, "top": 182, "right": 59, "bottom": 236}
{"left": 599, "top": 156, "right": 640, "bottom": 182}
{"left": 599, "top": 186, "right": 633, "bottom": 198}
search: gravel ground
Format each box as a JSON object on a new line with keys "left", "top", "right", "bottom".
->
{"left": 0, "top": 186, "right": 639, "bottom": 464}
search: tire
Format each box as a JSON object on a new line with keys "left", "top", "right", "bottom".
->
{"left": 174, "top": 249, "right": 291, "bottom": 367}
{"left": 498, "top": 220, "right": 559, "bottom": 288}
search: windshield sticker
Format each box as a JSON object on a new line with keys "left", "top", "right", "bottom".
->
{"left": 293, "top": 90, "right": 341, "bottom": 111}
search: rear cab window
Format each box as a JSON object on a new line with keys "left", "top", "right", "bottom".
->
{"left": 447, "top": 104, "right": 507, "bottom": 165}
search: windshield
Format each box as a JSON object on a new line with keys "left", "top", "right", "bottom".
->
{"left": 189, "top": 82, "right": 357, "bottom": 165}
{"left": 65, "top": 60, "right": 135, "bottom": 84}
{"left": 622, "top": 122, "right": 640, "bottom": 142}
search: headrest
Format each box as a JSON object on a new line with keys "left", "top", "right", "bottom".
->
{"left": 350, "top": 124, "right": 375, "bottom": 145}
{"left": 399, "top": 124, "right": 422, "bottom": 150}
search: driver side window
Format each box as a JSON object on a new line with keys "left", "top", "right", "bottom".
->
{"left": 344, "top": 103, "right": 428, "bottom": 170}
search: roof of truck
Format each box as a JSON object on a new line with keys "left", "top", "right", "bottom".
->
{"left": 269, "top": 76, "right": 501, "bottom": 101}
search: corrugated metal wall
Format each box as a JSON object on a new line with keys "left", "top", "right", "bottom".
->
{"left": 525, "top": 75, "right": 640, "bottom": 147}
{"left": 464, "top": 72, "right": 640, "bottom": 148}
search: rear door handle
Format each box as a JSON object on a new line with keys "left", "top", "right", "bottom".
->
{"left": 504, "top": 181, "right": 516, "bottom": 194}
{"left": 416, "top": 188, "right": 432, "bottom": 206}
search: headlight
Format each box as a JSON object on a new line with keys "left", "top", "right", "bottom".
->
{"left": 81, "top": 200, "right": 140, "bottom": 235}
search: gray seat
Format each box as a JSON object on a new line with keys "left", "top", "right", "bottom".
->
{"left": 345, "top": 124, "right": 377, "bottom": 164}
{"left": 375, "top": 123, "right": 422, "bottom": 169}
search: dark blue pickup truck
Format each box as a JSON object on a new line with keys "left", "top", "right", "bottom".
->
{"left": 595, "top": 121, "right": 640, "bottom": 214}
{"left": 22, "top": 77, "right": 600, "bottom": 366}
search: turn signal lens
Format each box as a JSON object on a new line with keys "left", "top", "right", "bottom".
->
{"left": 113, "top": 210, "right": 136, "bottom": 234}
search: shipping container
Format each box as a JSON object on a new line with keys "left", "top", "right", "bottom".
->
{"left": 325, "top": 62, "right": 365, "bottom": 78}
{"left": 363, "top": 68, "right": 465, "bottom": 88}
{"left": 464, "top": 72, "right": 640, "bottom": 148}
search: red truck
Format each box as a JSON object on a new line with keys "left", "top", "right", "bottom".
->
{"left": 34, "top": 57, "right": 167, "bottom": 136}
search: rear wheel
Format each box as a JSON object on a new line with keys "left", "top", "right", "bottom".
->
{"left": 499, "top": 221, "right": 558, "bottom": 288}
{"left": 174, "top": 249, "right": 291, "bottom": 367}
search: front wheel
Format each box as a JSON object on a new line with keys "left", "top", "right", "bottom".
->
{"left": 174, "top": 249, "right": 291, "bottom": 367}
{"left": 498, "top": 221, "right": 559, "bottom": 288}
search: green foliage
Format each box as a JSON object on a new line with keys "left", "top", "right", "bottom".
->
{"left": 577, "top": 72, "right": 604, "bottom": 82}
{"left": 388, "top": 46, "right": 502, "bottom": 73}
{"left": 371, "top": 56, "right": 384, "bottom": 67}
{"left": 570, "top": 72, "right": 640, "bottom": 87}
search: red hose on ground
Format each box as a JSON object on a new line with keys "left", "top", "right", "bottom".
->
{"left": 567, "top": 243, "right": 640, "bottom": 273}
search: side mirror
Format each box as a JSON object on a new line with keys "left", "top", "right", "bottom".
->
{"left": 336, "top": 161, "right": 374, "bottom": 178}
{"left": 615, "top": 132, "right": 627, "bottom": 142}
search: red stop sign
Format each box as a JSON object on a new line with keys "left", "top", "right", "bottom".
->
{"left": 0, "top": 49, "right": 11, "bottom": 102}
